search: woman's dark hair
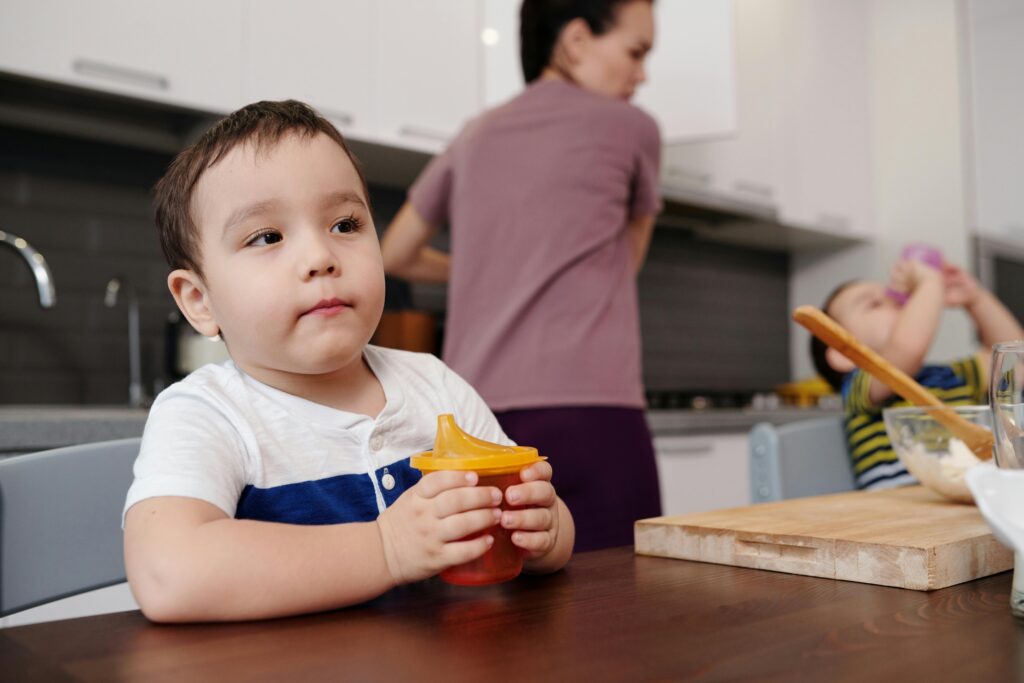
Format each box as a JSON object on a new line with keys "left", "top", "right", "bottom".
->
{"left": 520, "top": 0, "right": 653, "bottom": 83}
{"left": 810, "top": 281, "right": 857, "bottom": 391}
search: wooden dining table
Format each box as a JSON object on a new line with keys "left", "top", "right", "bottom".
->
{"left": 2, "top": 546, "right": 1022, "bottom": 682}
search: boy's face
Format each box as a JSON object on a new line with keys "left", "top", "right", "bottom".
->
{"left": 172, "top": 131, "right": 384, "bottom": 385}
{"left": 828, "top": 280, "right": 901, "bottom": 354}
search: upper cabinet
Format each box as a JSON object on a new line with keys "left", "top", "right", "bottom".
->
{"left": 0, "top": 0, "right": 243, "bottom": 114}
{"left": 661, "top": 0, "right": 874, "bottom": 239}
{"left": 242, "top": 0, "right": 373, "bottom": 137}
{"left": 777, "top": 0, "right": 872, "bottom": 238}
{"left": 371, "top": 0, "right": 482, "bottom": 153}
{"left": 633, "top": 0, "right": 737, "bottom": 144}
{"left": 661, "top": 0, "right": 784, "bottom": 209}
{"left": 966, "top": 0, "right": 1024, "bottom": 242}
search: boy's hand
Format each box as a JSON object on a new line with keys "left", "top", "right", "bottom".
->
{"left": 889, "top": 259, "right": 942, "bottom": 298}
{"left": 501, "top": 461, "right": 560, "bottom": 560}
{"left": 942, "top": 262, "right": 981, "bottom": 308}
{"left": 376, "top": 471, "right": 502, "bottom": 585}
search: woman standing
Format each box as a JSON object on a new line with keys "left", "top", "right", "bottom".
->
{"left": 381, "top": 0, "right": 661, "bottom": 551}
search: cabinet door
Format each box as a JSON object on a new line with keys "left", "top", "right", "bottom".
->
{"left": 660, "top": 0, "right": 784, "bottom": 207}
{"left": 0, "top": 0, "right": 243, "bottom": 114}
{"left": 634, "top": 0, "right": 736, "bottom": 144}
{"left": 966, "top": 0, "right": 1024, "bottom": 242}
{"left": 242, "top": 0, "right": 373, "bottom": 137}
{"left": 372, "top": 0, "right": 482, "bottom": 153}
{"left": 480, "top": 0, "right": 524, "bottom": 108}
{"left": 777, "top": 0, "right": 873, "bottom": 238}
{"left": 654, "top": 433, "right": 750, "bottom": 516}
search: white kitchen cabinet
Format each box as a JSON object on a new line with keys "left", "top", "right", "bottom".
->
{"left": 662, "top": 0, "right": 873, "bottom": 238}
{"left": 966, "top": 0, "right": 1024, "bottom": 243}
{"left": 371, "top": 0, "right": 482, "bottom": 154}
{"left": 0, "top": 0, "right": 243, "bottom": 114}
{"left": 777, "top": 0, "right": 873, "bottom": 238}
{"left": 654, "top": 432, "right": 750, "bottom": 516}
{"left": 480, "top": 0, "right": 523, "bottom": 108}
{"left": 242, "top": 0, "right": 373, "bottom": 137}
{"left": 634, "top": 0, "right": 736, "bottom": 144}
{"left": 661, "top": 0, "right": 784, "bottom": 208}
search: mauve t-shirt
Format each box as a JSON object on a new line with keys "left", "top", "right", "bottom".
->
{"left": 409, "top": 79, "right": 662, "bottom": 411}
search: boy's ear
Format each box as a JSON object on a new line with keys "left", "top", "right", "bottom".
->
{"left": 167, "top": 269, "right": 220, "bottom": 338}
{"left": 825, "top": 347, "right": 856, "bottom": 374}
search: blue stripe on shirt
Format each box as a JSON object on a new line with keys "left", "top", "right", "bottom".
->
{"left": 236, "top": 459, "right": 423, "bottom": 524}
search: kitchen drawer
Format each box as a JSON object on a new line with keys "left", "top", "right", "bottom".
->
{"left": 654, "top": 432, "right": 750, "bottom": 516}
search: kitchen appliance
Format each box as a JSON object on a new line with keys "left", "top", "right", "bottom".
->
{"left": 164, "top": 311, "right": 230, "bottom": 380}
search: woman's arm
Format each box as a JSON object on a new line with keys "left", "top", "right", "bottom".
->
{"left": 380, "top": 202, "right": 450, "bottom": 283}
{"left": 626, "top": 214, "right": 656, "bottom": 274}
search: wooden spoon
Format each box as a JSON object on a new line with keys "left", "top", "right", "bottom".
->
{"left": 793, "top": 305, "right": 994, "bottom": 460}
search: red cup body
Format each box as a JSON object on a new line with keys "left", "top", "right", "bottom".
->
{"left": 440, "top": 470, "right": 525, "bottom": 586}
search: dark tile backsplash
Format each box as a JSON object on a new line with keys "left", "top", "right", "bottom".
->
{"left": 0, "top": 125, "right": 789, "bottom": 405}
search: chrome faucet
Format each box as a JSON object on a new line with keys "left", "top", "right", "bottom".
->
{"left": 104, "top": 276, "right": 146, "bottom": 408}
{"left": 0, "top": 230, "right": 56, "bottom": 308}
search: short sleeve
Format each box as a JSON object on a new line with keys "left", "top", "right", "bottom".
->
{"left": 843, "top": 369, "right": 879, "bottom": 415}
{"left": 439, "top": 362, "right": 515, "bottom": 447}
{"left": 123, "top": 390, "right": 249, "bottom": 523}
{"left": 630, "top": 112, "right": 663, "bottom": 218}
{"left": 408, "top": 143, "right": 456, "bottom": 228}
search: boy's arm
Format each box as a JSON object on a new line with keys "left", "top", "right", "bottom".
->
{"left": 380, "top": 202, "right": 450, "bottom": 283}
{"left": 126, "top": 470, "right": 501, "bottom": 623}
{"left": 124, "top": 497, "right": 394, "bottom": 622}
{"left": 869, "top": 262, "right": 945, "bottom": 404}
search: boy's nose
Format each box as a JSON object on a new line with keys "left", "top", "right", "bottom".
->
{"left": 301, "top": 238, "right": 340, "bottom": 279}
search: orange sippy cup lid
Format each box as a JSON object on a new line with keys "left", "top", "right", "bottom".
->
{"left": 410, "top": 414, "right": 543, "bottom": 472}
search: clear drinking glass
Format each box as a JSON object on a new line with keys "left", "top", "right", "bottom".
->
{"left": 989, "top": 341, "right": 1024, "bottom": 618}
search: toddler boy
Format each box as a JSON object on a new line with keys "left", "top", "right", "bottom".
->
{"left": 811, "top": 258, "right": 1022, "bottom": 489}
{"left": 123, "top": 101, "right": 574, "bottom": 622}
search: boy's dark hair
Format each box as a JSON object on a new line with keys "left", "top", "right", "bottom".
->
{"left": 810, "top": 280, "right": 857, "bottom": 391}
{"left": 520, "top": 0, "right": 654, "bottom": 83}
{"left": 154, "top": 100, "right": 368, "bottom": 276}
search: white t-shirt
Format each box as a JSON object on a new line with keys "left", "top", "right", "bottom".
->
{"left": 123, "top": 345, "right": 512, "bottom": 525}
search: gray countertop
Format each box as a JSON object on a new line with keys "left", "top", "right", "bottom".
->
{"left": 0, "top": 405, "right": 842, "bottom": 456}
{"left": 0, "top": 406, "right": 149, "bottom": 455}
{"left": 646, "top": 407, "right": 841, "bottom": 436}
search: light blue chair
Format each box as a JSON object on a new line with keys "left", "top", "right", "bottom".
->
{"left": 749, "top": 417, "right": 854, "bottom": 502}
{"left": 0, "top": 438, "right": 140, "bottom": 617}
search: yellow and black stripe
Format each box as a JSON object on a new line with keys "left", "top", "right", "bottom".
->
{"left": 841, "top": 355, "right": 986, "bottom": 489}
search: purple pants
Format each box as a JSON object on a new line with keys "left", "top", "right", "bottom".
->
{"left": 494, "top": 406, "right": 662, "bottom": 553}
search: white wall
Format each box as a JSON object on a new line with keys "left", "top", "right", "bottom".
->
{"left": 789, "top": 0, "right": 974, "bottom": 380}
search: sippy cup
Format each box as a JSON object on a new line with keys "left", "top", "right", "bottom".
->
{"left": 410, "top": 414, "right": 543, "bottom": 586}
{"left": 885, "top": 243, "right": 943, "bottom": 304}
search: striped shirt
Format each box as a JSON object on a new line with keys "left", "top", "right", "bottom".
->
{"left": 841, "top": 355, "right": 985, "bottom": 490}
{"left": 124, "top": 346, "right": 512, "bottom": 525}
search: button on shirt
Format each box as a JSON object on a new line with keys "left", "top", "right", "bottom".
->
{"left": 123, "top": 346, "right": 513, "bottom": 526}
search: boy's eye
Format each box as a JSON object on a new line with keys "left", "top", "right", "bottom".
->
{"left": 246, "top": 230, "right": 282, "bottom": 247}
{"left": 332, "top": 217, "right": 361, "bottom": 234}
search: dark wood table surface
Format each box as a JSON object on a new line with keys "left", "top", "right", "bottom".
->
{"left": 2, "top": 547, "right": 1022, "bottom": 682}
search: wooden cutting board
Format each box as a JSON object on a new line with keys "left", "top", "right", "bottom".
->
{"left": 634, "top": 486, "right": 1013, "bottom": 590}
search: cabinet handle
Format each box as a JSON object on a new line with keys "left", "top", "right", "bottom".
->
{"left": 399, "top": 125, "right": 451, "bottom": 143}
{"left": 817, "top": 212, "right": 850, "bottom": 232}
{"left": 320, "top": 108, "right": 354, "bottom": 128}
{"left": 72, "top": 58, "right": 169, "bottom": 91}
{"left": 666, "top": 165, "right": 712, "bottom": 185}
{"left": 733, "top": 180, "right": 774, "bottom": 199}
{"left": 662, "top": 443, "right": 714, "bottom": 456}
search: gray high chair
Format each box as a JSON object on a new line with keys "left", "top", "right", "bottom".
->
{"left": 749, "top": 417, "right": 855, "bottom": 502}
{"left": 0, "top": 437, "right": 140, "bottom": 618}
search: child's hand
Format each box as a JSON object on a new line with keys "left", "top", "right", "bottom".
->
{"left": 942, "top": 262, "right": 981, "bottom": 308}
{"left": 500, "top": 461, "right": 561, "bottom": 560}
{"left": 889, "top": 259, "right": 942, "bottom": 298}
{"left": 376, "top": 471, "right": 502, "bottom": 585}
